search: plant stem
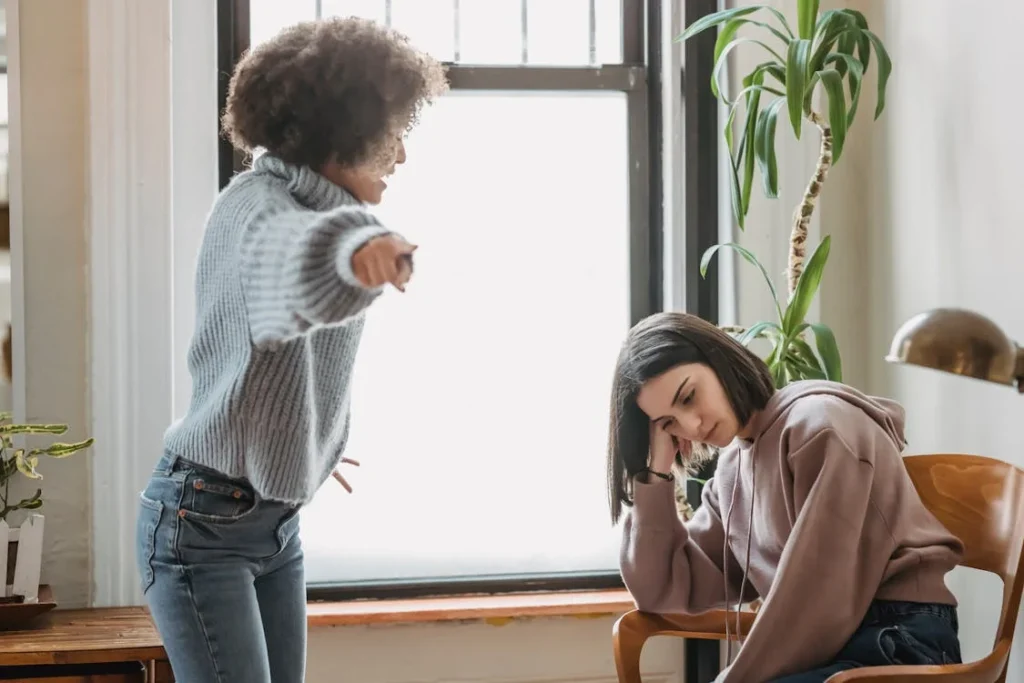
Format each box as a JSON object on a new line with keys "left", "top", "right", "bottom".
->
{"left": 787, "top": 110, "right": 833, "bottom": 297}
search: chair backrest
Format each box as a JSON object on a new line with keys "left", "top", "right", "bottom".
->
{"left": 904, "top": 454, "right": 1024, "bottom": 649}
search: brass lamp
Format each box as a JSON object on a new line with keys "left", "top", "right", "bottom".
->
{"left": 886, "top": 308, "right": 1024, "bottom": 393}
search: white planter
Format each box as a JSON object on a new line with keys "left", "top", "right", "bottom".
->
{"left": 0, "top": 515, "right": 44, "bottom": 603}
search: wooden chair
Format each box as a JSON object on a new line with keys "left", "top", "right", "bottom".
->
{"left": 613, "top": 454, "right": 1024, "bottom": 683}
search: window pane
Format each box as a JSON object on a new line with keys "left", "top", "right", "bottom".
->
{"left": 528, "top": 0, "right": 622, "bottom": 65}
{"left": 391, "top": 0, "right": 455, "bottom": 63}
{"left": 250, "top": 0, "right": 317, "bottom": 48}
{"left": 457, "top": 0, "right": 523, "bottom": 65}
{"left": 301, "top": 92, "right": 630, "bottom": 584}
{"left": 252, "top": 0, "right": 624, "bottom": 64}
{"left": 320, "top": 0, "right": 386, "bottom": 23}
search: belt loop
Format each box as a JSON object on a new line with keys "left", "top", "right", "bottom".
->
{"left": 155, "top": 451, "right": 179, "bottom": 476}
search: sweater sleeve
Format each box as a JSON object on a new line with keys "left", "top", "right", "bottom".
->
{"left": 239, "top": 204, "right": 393, "bottom": 344}
{"left": 620, "top": 476, "right": 749, "bottom": 614}
{"left": 720, "top": 429, "right": 895, "bottom": 683}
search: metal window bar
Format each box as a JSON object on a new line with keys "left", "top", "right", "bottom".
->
{"left": 314, "top": 0, "right": 322, "bottom": 20}
{"left": 384, "top": 0, "right": 392, "bottom": 28}
{"left": 682, "top": 2, "right": 725, "bottom": 678}
{"left": 211, "top": 0, "right": 722, "bottom": 602}
{"left": 588, "top": 0, "right": 597, "bottom": 66}
{"left": 452, "top": 0, "right": 461, "bottom": 62}
{"left": 520, "top": 0, "right": 528, "bottom": 64}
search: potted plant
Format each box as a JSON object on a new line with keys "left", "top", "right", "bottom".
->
{"left": 0, "top": 413, "right": 92, "bottom": 603}
{"left": 672, "top": 0, "right": 892, "bottom": 519}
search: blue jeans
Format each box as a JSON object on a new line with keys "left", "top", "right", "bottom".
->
{"left": 135, "top": 452, "right": 306, "bottom": 683}
{"left": 769, "top": 600, "right": 962, "bottom": 682}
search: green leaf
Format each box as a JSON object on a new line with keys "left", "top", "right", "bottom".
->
{"left": 0, "top": 412, "right": 12, "bottom": 423}
{"left": 726, "top": 152, "right": 745, "bottom": 230}
{"left": 0, "top": 423, "right": 68, "bottom": 435}
{"left": 838, "top": 9, "right": 871, "bottom": 70}
{"left": 0, "top": 457, "right": 17, "bottom": 482}
{"left": 754, "top": 98, "right": 786, "bottom": 198}
{"left": 785, "top": 39, "right": 812, "bottom": 138}
{"left": 797, "top": 0, "right": 820, "bottom": 39}
{"left": 786, "top": 352, "right": 827, "bottom": 380}
{"left": 29, "top": 437, "right": 94, "bottom": 458}
{"left": 817, "top": 68, "right": 848, "bottom": 163}
{"left": 808, "top": 322, "right": 843, "bottom": 381}
{"left": 721, "top": 17, "right": 792, "bottom": 48}
{"left": 863, "top": 30, "right": 892, "bottom": 119}
{"left": 790, "top": 336, "right": 825, "bottom": 372}
{"left": 15, "top": 489, "right": 42, "bottom": 511}
{"left": 712, "top": 38, "right": 785, "bottom": 102}
{"left": 740, "top": 73, "right": 764, "bottom": 216}
{"left": 740, "top": 321, "right": 783, "bottom": 346}
{"left": 701, "top": 243, "right": 783, "bottom": 322}
{"left": 802, "top": 71, "right": 820, "bottom": 115}
{"left": 835, "top": 32, "right": 857, "bottom": 77}
{"left": 14, "top": 450, "right": 41, "bottom": 480}
{"left": 782, "top": 235, "right": 831, "bottom": 334}
{"left": 824, "top": 53, "right": 864, "bottom": 126}
{"left": 727, "top": 151, "right": 745, "bottom": 229}
{"left": 677, "top": 6, "right": 760, "bottom": 42}
{"left": 713, "top": 19, "right": 745, "bottom": 84}
{"left": 810, "top": 10, "right": 858, "bottom": 67}
{"left": 764, "top": 7, "right": 796, "bottom": 39}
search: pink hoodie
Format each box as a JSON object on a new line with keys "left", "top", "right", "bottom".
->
{"left": 619, "top": 380, "right": 963, "bottom": 682}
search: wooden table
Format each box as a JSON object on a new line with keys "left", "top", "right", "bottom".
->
{"left": 0, "top": 607, "right": 171, "bottom": 682}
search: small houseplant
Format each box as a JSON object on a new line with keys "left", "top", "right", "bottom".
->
{"left": 0, "top": 413, "right": 92, "bottom": 600}
{"left": 672, "top": 1, "right": 892, "bottom": 519}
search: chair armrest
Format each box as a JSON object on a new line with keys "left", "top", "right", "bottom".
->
{"left": 613, "top": 609, "right": 755, "bottom": 683}
{"left": 825, "top": 638, "right": 1012, "bottom": 683}
{"left": 614, "top": 608, "right": 755, "bottom": 642}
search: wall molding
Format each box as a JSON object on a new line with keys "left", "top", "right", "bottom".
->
{"left": 7, "top": 0, "right": 26, "bottom": 423}
{"left": 87, "top": 0, "right": 175, "bottom": 607}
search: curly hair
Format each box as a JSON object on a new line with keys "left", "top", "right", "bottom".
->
{"left": 222, "top": 17, "right": 448, "bottom": 172}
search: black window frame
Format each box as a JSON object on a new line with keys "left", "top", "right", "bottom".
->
{"left": 215, "top": 0, "right": 719, "bottom": 603}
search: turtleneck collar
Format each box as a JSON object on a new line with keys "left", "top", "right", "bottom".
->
{"left": 251, "top": 152, "right": 360, "bottom": 212}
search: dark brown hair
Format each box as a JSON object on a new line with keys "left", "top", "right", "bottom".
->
{"left": 222, "top": 17, "right": 448, "bottom": 172}
{"left": 607, "top": 312, "right": 775, "bottom": 524}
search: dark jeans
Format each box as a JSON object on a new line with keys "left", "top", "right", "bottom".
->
{"left": 769, "top": 600, "right": 962, "bottom": 683}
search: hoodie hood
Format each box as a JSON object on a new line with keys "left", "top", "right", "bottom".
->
{"left": 742, "top": 379, "right": 907, "bottom": 450}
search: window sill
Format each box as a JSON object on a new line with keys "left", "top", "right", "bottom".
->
{"left": 306, "top": 588, "right": 635, "bottom": 628}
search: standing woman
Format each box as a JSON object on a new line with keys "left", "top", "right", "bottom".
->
{"left": 135, "top": 17, "right": 448, "bottom": 683}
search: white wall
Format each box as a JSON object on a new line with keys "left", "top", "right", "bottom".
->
{"left": 853, "top": 0, "right": 1024, "bottom": 672}
{"left": 308, "top": 617, "right": 683, "bottom": 683}
{"left": 9, "top": 0, "right": 91, "bottom": 607}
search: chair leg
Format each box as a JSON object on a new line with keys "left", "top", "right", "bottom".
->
{"left": 613, "top": 611, "right": 649, "bottom": 683}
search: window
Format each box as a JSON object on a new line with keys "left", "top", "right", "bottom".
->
{"left": 215, "top": 0, "right": 718, "bottom": 598}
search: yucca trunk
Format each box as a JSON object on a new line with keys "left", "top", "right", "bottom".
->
{"left": 787, "top": 111, "right": 833, "bottom": 297}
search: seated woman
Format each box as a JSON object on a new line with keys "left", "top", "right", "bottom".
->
{"left": 607, "top": 312, "right": 964, "bottom": 683}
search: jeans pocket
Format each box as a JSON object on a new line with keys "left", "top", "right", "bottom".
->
{"left": 271, "top": 507, "right": 302, "bottom": 559}
{"left": 877, "top": 624, "right": 957, "bottom": 666}
{"left": 178, "top": 468, "right": 258, "bottom": 525}
{"left": 136, "top": 493, "right": 164, "bottom": 595}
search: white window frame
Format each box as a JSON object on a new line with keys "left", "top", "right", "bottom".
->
{"left": 84, "top": 0, "right": 218, "bottom": 607}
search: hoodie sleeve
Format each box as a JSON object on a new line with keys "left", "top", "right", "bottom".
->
{"left": 239, "top": 204, "right": 393, "bottom": 345}
{"left": 719, "top": 428, "right": 896, "bottom": 683}
{"left": 619, "top": 475, "right": 752, "bottom": 614}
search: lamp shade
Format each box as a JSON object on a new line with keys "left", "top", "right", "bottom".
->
{"left": 886, "top": 308, "right": 1024, "bottom": 391}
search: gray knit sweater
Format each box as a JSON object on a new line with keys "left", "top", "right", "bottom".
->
{"left": 163, "top": 154, "right": 391, "bottom": 504}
